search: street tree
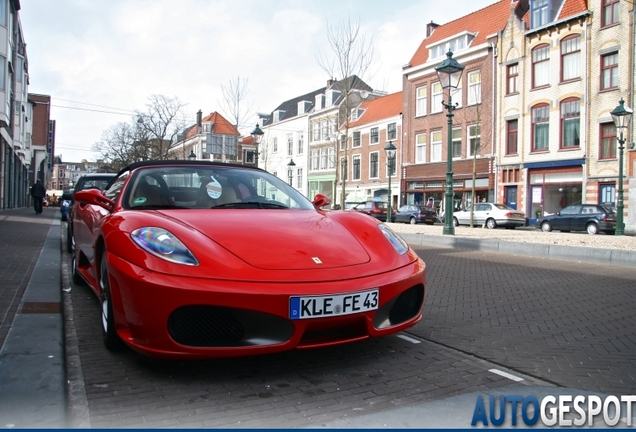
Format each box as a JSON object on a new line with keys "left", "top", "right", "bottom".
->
{"left": 315, "top": 15, "right": 374, "bottom": 208}
{"left": 218, "top": 76, "right": 254, "bottom": 132}
{"left": 136, "top": 95, "right": 188, "bottom": 160}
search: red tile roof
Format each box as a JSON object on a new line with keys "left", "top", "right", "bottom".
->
{"left": 346, "top": 91, "right": 403, "bottom": 129}
{"left": 408, "top": 0, "right": 511, "bottom": 68}
{"left": 184, "top": 112, "right": 239, "bottom": 140}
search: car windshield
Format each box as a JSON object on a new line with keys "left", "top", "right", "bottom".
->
{"left": 124, "top": 165, "right": 315, "bottom": 211}
{"left": 80, "top": 177, "right": 114, "bottom": 191}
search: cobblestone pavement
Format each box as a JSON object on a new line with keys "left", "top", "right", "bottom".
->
{"left": 63, "top": 223, "right": 635, "bottom": 427}
{"left": 408, "top": 244, "right": 636, "bottom": 394}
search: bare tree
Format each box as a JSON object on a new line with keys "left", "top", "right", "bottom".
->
{"left": 92, "top": 121, "right": 147, "bottom": 172}
{"left": 218, "top": 76, "right": 254, "bottom": 132}
{"left": 136, "top": 95, "right": 188, "bottom": 160}
{"left": 315, "top": 16, "right": 374, "bottom": 208}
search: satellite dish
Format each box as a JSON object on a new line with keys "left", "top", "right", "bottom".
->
{"left": 360, "top": 90, "right": 369, "bottom": 99}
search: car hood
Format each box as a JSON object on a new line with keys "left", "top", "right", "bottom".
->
{"left": 169, "top": 210, "right": 371, "bottom": 270}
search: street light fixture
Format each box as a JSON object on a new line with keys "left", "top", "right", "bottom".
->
{"left": 610, "top": 98, "right": 633, "bottom": 236}
{"left": 287, "top": 159, "right": 296, "bottom": 185}
{"left": 435, "top": 50, "right": 464, "bottom": 236}
{"left": 188, "top": 150, "right": 196, "bottom": 161}
{"left": 384, "top": 141, "right": 397, "bottom": 223}
{"left": 250, "top": 123, "right": 264, "bottom": 168}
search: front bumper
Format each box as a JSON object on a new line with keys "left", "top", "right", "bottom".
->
{"left": 105, "top": 253, "right": 426, "bottom": 359}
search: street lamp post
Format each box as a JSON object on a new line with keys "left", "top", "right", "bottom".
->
{"left": 384, "top": 141, "right": 396, "bottom": 223}
{"left": 435, "top": 51, "right": 464, "bottom": 236}
{"left": 287, "top": 159, "right": 296, "bottom": 185}
{"left": 188, "top": 150, "right": 196, "bottom": 161}
{"left": 250, "top": 123, "right": 264, "bottom": 168}
{"left": 610, "top": 98, "right": 633, "bottom": 236}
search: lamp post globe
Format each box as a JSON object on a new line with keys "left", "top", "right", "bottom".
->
{"left": 435, "top": 51, "right": 464, "bottom": 236}
{"left": 250, "top": 123, "right": 264, "bottom": 168}
{"left": 188, "top": 150, "right": 196, "bottom": 161}
{"left": 384, "top": 141, "right": 397, "bottom": 223}
{"left": 610, "top": 98, "right": 633, "bottom": 236}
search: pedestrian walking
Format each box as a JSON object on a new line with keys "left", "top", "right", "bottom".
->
{"left": 30, "top": 179, "right": 46, "bottom": 214}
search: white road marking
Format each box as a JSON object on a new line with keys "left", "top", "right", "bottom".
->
{"left": 489, "top": 368, "right": 524, "bottom": 382}
{"left": 397, "top": 334, "right": 421, "bottom": 344}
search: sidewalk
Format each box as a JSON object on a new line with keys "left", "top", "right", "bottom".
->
{"left": 0, "top": 207, "right": 66, "bottom": 428}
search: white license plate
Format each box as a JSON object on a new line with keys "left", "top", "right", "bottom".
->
{"left": 289, "top": 289, "right": 379, "bottom": 320}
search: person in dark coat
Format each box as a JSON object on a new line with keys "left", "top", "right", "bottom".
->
{"left": 30, "top": 179, "right": 46, "bottom": 214}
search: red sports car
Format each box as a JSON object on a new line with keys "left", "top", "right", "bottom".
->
{"left": 69, "top": 160, "right": 426, "bottom": 359}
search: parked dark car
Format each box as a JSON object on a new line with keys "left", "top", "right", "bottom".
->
{"left": 394, "top": 205, "right": 438, "bottom": 225}
{"left": 60, "top": 188, "right": 73, "bottom": 221}
{"left": 351, "top": 200, "right": 396, "bottom": 222}
{"left": 63, "top": 173, "right": 116, "bottom": 253}
{"left": 535, "top": 204, "right": 617, "bottom": 235}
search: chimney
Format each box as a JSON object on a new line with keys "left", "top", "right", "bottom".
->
{"left": 327, "top": 79, "right": 334, "bottom": 89}
{"left": 426, "top": 21, "right": 439, "bottom": 37}
{"left": 196, "top": 110, "right": 202, "bottom": 129}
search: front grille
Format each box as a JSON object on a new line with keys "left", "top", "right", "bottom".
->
{"left": 168, "top": 306, "right": 244, "bottom": 347}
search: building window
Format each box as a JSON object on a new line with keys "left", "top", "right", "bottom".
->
{"left": 531, "top": 0, "right": 549, "bottom": 28}
{"left": 416, "top": 86, "right": 427, "bottom": 116}
{"left": 387, "top": 123, "right": 397, "bottom": 140}
{"left": 328, "top": 147, "right": 335, "bottom": 169}
{"left": 415, "top": 133, "right": 427, "bottom": 163}
{"left": 453, "top": 77, "right": 463, "bottom": 108}
{"left": 340, "top": 157, "right": 348, "bottom": 181}
{"left": 531, "top": 104, "right": 550, "bottom": 151}
{"left": 560, "top": 98, "right": 580, "bottom": 148}
{"left": 352, "top": 155, "right": 361, "bottom": 180}
{"left": 600, "top": 123, "right": 616, "bottom": 159}
{"left": 0, "top": 55, "right": 5, "bottom": 92}
{"left": 340, "top": 135, "right": 346, "bottom": 151}
{"left": 312, "top": 122, "right": 320, "bottom": 142}
{"left": 320, "top": 148, "right": 327, "bottom": 170}
{"left": 467, "top": 124, "right": 480, "bottom": 157}
{"left": 532, "top": 44, "right": 550, "bottom": 88}
{"left": 370, "top": 127, "right": 379, "bottom": 144}
{"left": 297, "top": 168, "right": 303, "bottom": 189}
{"left": 287, "top": 168, "right": 293, "bottom": 185}
{"left": 561, "top": 35, "right": 580, "bottom": 82}
{"left": 297, "top": 131, "right": 304, "bottom": 154}
{"left": 272, "top": 137, "right": 278, "bottom": 153}
{"left": 602, "top": 0, "right": 619, "bottom": 27}
{"left": 352, "top": 131, "right": 361, "bottom": 148}
{"left": 601, "top": 52, "right": 618, "bottom": 90}
{"left": 467, "top": 71, "right": 481, "bottom": 105}
{"left": 507, "top": 64, "right": 518, "bottom": 95}
{"left": 431, "top": 82, "right": 443, "bottom": 114}
{"left": 287, "top": 134, "right": 293, "bottom": 156}
{"left": 311, "top": 149, "right": 319, "bottom": 170}
{"left": 431, "top": 130, "right": 442, "bottom": 162}
{"left": 369, "top": 152, "right": 379, "bottom": 178}
{"left": 321, "top": 120, "right": 329, "bottom": 141}
{"left": 506, "top": 120, "right": 518, "bottom": 155}
{"left": 452, "top": 128, "right": 462, "bottom": 158}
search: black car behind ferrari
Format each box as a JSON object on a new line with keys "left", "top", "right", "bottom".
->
{"left": 535, "top": 204, "right": 617, "bottom": 235}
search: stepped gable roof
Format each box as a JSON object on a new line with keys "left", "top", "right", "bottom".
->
{"left": 347, "top": 91, "right": 403, "bottom": 129}
{"left": 183, "top": 112, "right": 239, "bottom": 140}
{"left": 408, "top": 0, "right": 510, "bottom": 69}
{"left": 263, "top": 75, "right": 373, "bottom": 126}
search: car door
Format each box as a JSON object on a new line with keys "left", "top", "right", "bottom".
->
{"left": 473, "top": 203, "right": 489, "bottom": 225}
{"left": 395, "top": 205, "right": 409, "bottom": 223}
{"left": 553, "top": 205, "right": 581, "bottom": 231}
{"left": 573, "top": 205, "right": 596, "bottom": 231}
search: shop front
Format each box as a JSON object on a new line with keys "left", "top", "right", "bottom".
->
{"left": 525, "top": 159, "right": 585, "bottom": 223}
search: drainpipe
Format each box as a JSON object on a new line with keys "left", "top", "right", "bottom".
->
{"left": 490, "top": 40, "right": 498, "bottom": 204}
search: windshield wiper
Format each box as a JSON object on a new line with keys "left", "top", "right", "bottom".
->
{"left": 212, "top": 202, "right": 288, "bottom": 209}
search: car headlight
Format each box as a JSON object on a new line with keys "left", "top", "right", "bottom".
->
{"left": 131, "top": 227, "right": 199, "bottom": 266}
{"left": 378, "top": 224, "right": 409, "bottom": 255}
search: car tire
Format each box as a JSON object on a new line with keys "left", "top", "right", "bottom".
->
{"left": 71, "top": 249, "right": 85, "bottom": 285}
{"left": 486, "top": 218, "right": 497, "bottom": 229}
{"left": 100, "top": 252, "right": 125, "bottom": 351}
{"left": 409, "top": 217, "right": 416, "bottom": 225}
{"left": 453, "top": 217, "right": 459, "bottom": 227}
{"left": 586, "top": 223, "right": 599, "bottom": 235}
{"left": 540, "top": 221, "right": 552, "bottom": 232}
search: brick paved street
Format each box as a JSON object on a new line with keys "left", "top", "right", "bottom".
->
{"left": 409, "top": 245, "right": 636, "bottom": 394}
{"left": 63, "top": 226, "right": 636, "bottom": 427}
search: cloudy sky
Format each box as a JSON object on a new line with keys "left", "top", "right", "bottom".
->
{"left": 20, "top": 0, "right": 494, "bottom": 163}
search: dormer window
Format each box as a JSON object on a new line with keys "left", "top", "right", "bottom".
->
{"left": 428, "top": 33, "right": 474, "bottom": 61}
{"left": 325, "top": 89, "right": 341, "bottom": 107}
{"left": 530, "top": 0, "right": 562, "bottom": 29}
{"left": 351, "top": 107, "right": 365, "bottom": 121}
{"left": 297, "top": 101, "right": 311, "bottom": 114}
{"left": 273, "top": 110, "right": 286, "bottom": 123}
{"left": 315, "top": 94, "right": 325, "bottom": 110}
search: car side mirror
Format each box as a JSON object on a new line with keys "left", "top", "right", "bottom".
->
{"left": 62, "top": 192, "right": 74, "bottom": 201}
{"left": 74, "top": 189, "right": 115, "bottom": 212}
{"left": 312, "top": 193, "right": 331, "bottom": 209}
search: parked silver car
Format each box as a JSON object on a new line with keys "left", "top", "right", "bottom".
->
{"left": 453, "top": 203, "right": 526, "bottom": 229}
